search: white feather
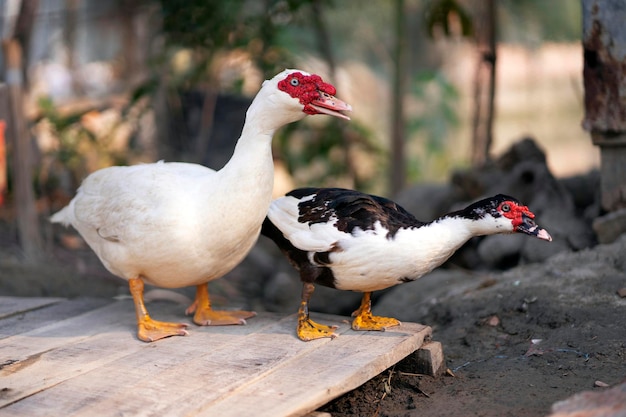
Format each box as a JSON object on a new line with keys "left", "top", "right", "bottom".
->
{"left": 50, "top": 69, "right": 342, "bottom": 289}
{"left": 267, "top": 195, "right": 348, "bottom": 252}
{"left": 268, "top": 194, "right": 516, "bottom": 293}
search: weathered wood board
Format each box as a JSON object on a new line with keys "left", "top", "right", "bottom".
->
{"left": 0, "top": 296, "right": 64, "bottom": 320}
{"left": 0, "top": 296, "right": 436, "bottom": 417}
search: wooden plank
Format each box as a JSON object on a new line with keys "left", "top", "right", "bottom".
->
{"left": 416, "top": 341, "right": 445, "bottom": 376}
{"left": 193, "top": 321, "right": 431, "bottom": 417}
{"left": 0, "top": 297, "right": 433, "bottom": 417}
{"left": 0, "top": 299, "right": 291, "bottom": 411}
{"left": 0, "top": 299, "right": 199, "bottom": 409}
{"left": 0, "top": 296, "right": 65, "bottom": 320}
{"left": 0, "top": 297, "right": 113, "bottom": 340}
{"left": 0, "top": 300, "right": 142, "bottom": 408}
{"left": 0, "top": 312, "right": 351, "bottom": 416}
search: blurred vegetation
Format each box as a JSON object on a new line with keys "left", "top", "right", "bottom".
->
{"left": 37, "top": 97, "right": 93, "bottom": 185}
{"left": 275, "top": 117, "right": 384, "bottom": 191}
{"left": 35, "top": 96, "right": 149, "bottom": 194}
{"left": 154, "top": 0, "right": 308, "bottom": 83}
{"left": 31, "top": 0, "right": 582, "bottom": 198}
{"left": 143, "top": 0, "right": 381, "bottom": 191}
{"left": 425, "top": 0, "right": 474, "bottom": 38}
{"left": 498, "top": 0, "right": 581, "bottom": 45}
{"left": 424, "top": 0, "right": 580, "bottom": 46}
{"left": 406, "top": 70, "right": 460, "bottom": 183}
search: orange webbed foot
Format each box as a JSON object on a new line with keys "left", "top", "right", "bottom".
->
{"left": 186, "top": 284, "right": 256, "bottom": 326}
{"left": 351, "top": 312, "right": 401, "bottom": 331}
{"left": 137, "top": 317, "right": 189, "bottom": 342}
{"left": 129, "top": 277, "right": 190, "bottom": 342}
{"left": 350, "top": 291, "right": 401, "bottom": 331}
{"left": 295, "top": 282, "right": 339, "bottom": 341}
{"left": 297, "top": 317, "right": 339, "bottom": 341}
{"left": 188, "top": 306, "right": 257, "bottom": 326}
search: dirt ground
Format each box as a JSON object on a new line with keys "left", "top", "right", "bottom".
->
{"left": 1, "top": 223, "right": 625, "bottom": 417}
{"left": 320, "top": 236, "right": 626, "bottom": 417}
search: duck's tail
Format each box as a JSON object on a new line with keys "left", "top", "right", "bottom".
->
{"left": 50, "top": 206, "right": 71, "bottom": 226}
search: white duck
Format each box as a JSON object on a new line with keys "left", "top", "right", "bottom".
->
{"left": 261, "top": 188, "right": 552, "bottom": 341}
{"left": 51, "top": 70, "right": 351, "bottom": 342}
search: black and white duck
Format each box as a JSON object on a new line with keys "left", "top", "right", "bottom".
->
{"left": 262, "top": 187, "right": 552, "bottom": 341}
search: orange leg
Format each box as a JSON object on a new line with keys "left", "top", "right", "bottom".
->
{"left": 185, "top": 283, "right": 256, "bottom": 326}
{"left": 351, "top": 292, "right": 401, "bottom": 331}
{"left": 128, "top": 277, "right": 189, "bottom": 342}
{"left": 296, "top": 282, "right": 338, "bottom": 341}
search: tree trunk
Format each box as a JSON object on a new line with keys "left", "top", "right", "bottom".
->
{"left": 63, "top": 0, "right": 82, "bottom": 95}
{"left": 2, "top": 39, "right": 44, "bottom": 262}
{"left": 13, "top": 0, "right": 38, "bottom": 84}
{"left": 582, "top": 0, "right": 626, "bottom": 212}
{"left": 470, "top": 0, "right": 496, "bottom": 167}
{"left": 390, "top": 0, "right": 407, "bottom": 195}
{"left": 310, "top": 0, "right": 356, "bottom": 188}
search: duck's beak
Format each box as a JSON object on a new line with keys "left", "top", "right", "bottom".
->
{"left": 516, "top": 213, "right": 552, "bottom": 241}
{"left": 310, "top": 91, "right": 352, "bottom": 120}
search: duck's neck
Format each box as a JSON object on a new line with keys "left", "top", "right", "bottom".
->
{"left": 216, "top": 95, "right": 298, "bottom": 206}
{"left": 414, "top": 216, "right": 500, "bottom": 255}
{"left": 218, "top": 128, "right": 274, "bottom": 201}
{"left": 452, "top": 212, "right": 503, "bottom": 235}
{"left": 218, "top": 83, "right": 305, "bottom": 200}
{"left": 423, "top": 217, "right": 474, "bottom": 250}
{"left": 425, "top": 214, "right": 501, "bottom": 249}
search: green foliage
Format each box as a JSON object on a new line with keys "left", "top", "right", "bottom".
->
{"left": 36, "top": 97, "right": 95, "bottom": 171}
{"left": 154, "top": 0, "right": 318, "bottom": 80}
{"left": 159, "top": 1, "right": 244, "bottom": 50}
{"left": 406, "top": 70, "right": 460, "bottom": 182}
{"left": 275, "top": 118, "right": 383, "bottom": 191}
{"left": 424, "top": 0, "right": 580, "bottom": 45}
{"left": 424, "top": 0, "right": 473, "bottom": 39}
{"left": 141, "top": 0, "right": 383, "bottom": 189}
{"left": 498, "top": 0, "right": 581, "bottom": 44}
{"left": 37, "top": 97, "right": 86, "bottom": 134}
{"left": 36, "top": 97, "right": 142, "bottom": 189}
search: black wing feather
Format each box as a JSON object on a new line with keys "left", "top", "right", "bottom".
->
{"left": 289, "top": 187, "right": 424, "bottom": 238}
{"left": 261, "top": 216, "right": 337, "bottom": 288}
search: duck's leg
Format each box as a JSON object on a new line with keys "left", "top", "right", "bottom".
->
{"left": 351, "top": 292, "right": 401, "bottom": 331}
{"left": 185, "top": 283, "right": 256, "bottom": 326}
{"left": 128, "top": 277, "right": 189, "bottom": 342}
{"left": 297, "top": 282, "right": 339, "bottom": 341}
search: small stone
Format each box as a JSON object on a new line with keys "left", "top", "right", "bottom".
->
{"left": 594, "top": 380, "right": 609, "bottom": 388}
{"left": 485, "top": 315, "right": 500, "bottom": 326}
{"left": 617, "top": 288, "right": 626, "bottom": 298}
{"left": 549, "top": 381, "right": 626, "bottom": 416}
{"left": 592, "top": 208, "right": 626, "bottom": 244}
{"left": 416, "top": 341, "right": 445, "bottom": 377}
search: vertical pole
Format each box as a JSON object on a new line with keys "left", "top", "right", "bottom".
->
{"left": 582, "top": 0, "right": 626, "bottom": 212}
{"left": 3, "top": 39, "right": 43, "bottom": 261}
{"left": 390, "top": 0, "right": 407, "bottom": 195}
{"left": 470, "top": 0, "right": 497, "bottom": 167}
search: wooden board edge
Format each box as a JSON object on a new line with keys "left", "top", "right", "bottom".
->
{"left": 0, "top": 297, "right": 66, "bottom": 320}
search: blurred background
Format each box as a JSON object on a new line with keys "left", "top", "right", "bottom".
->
{"left": 0, "top": 1, "right": 618, "bottom": 310}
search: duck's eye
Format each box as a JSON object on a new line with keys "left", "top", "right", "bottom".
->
{"left": 501, "top": 203, "right": 510, "bottom": 212}
{"left": 290, "top": 78, "right": 299, "bottom": 87}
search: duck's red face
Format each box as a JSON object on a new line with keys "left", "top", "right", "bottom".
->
{"left": 498, "top": 200, "right": 531, "bottom": 229}
{"left": 498, "top": 200, "right": 552, "bottom": 241}
{"left": 278, "top": 72, "right": 352, "bottom": 120}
